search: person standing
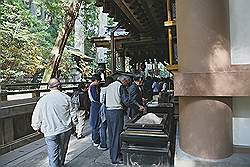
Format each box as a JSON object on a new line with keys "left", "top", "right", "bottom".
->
{"left": 128, "top": 75, "right": 146, "bottom": 118}
{"left": 31, "top": 78, "right": 77, "bottom": 167}
{"left": 98, "top": 77, "right": 114, "bottom": 150}
{"left": 143, "top": 76, "right": 153, "bottom": 100}
{"left": 152, "top": 77, "right": 160, "bottom": 101}
{"left": 106, "top": 76, "right": 129, "bottom": 164}
{"left": 88, "top": 74, "right": 105, "bottom": 148}
{"left": 71, "top": 83, "right": 90, "bottom": 139}
{"left": 105, "top": 75, "right": 133, "bottom": 165}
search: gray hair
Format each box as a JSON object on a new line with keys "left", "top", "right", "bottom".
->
{"left": 117, "top": 75, "right": 130, "bottom": 82}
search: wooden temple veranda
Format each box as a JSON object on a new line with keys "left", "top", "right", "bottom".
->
{"left": 1, "top": 0, "right": 250, "bottom": 167}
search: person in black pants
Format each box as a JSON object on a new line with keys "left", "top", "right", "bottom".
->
{"left": 106, "top": 109, "right": 124, "bottom": 164}
{"left": 105, "top": 75, "right": 131, "bottom": 165}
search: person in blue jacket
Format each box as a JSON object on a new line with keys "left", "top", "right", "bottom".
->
{"left": 88, "top": 74, "right": 107, "bottom": 149}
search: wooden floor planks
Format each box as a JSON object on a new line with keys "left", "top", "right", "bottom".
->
{"left": 0, "top": 121, "right": 122, "bottom": 167}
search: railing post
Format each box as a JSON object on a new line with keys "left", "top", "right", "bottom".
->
{"left": 32, "top": 90, "right": 40, "bottom": 98}
{"left": 0, "top": 84, "right": 7, "bottom": 101}
{"left": 3, "top": 118, "right": 14, "bottom": 144}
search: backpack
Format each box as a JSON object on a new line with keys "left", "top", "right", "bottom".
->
{"left": 71, "top": 92, "right": 79, "bottom": 110}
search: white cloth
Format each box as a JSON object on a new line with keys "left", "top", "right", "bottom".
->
{"left": 135, "top": 113, "right": 162, "bottom": 124}
{"left": 31, "top": 90, "right": 77, "bottom": 137}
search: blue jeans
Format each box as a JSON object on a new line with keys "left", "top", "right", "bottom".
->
{"left": 92, "top": 121, "right": 107, "bottom": 148}
{"left": 44, "top": 129, "right": 72, "bottom": 167}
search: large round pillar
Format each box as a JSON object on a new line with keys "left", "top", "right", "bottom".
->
{"left": 179, "top": 97, "right": 232, "bottom": 159}
{"left": 177, "top": 0, "right": 231, "bottom": 73}
{"left": 176, "top": 0, "right": 233, "bottom": 159}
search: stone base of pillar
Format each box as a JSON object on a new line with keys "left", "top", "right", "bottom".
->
{"left": 179, "top": 97, "right": 233, "bottom": 159}
{"left": 175, "top": 127, "right": 250, "bottom": 167}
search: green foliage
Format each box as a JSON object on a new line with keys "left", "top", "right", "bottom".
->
{"left": 0, "top": 0, "right": 51, "bottom": 82}
{"left": 83, "top": 0, "right": 99, "bottom": 57}
{"left": 107, "top": 17, "right": 114, "bottom": 26}
{"left": 0, "top": 0, "right": 99, "bottom": 83}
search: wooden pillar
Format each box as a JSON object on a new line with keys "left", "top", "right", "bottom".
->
{"left": 0, "top": 92, "right": 7, "bottom": 101}
{"left": 3, "top": 118, "right": 14, "bottom": 144}
{"left": 32, "top": 90, "right": 40, "bottom": 98}
{"left": 131, "top": 63, "right": 136, "bottom": 74}
{"left": 176, "top": 0, "right": 232, "bottom": 159}
{"left": 0, "top": 120, "right": 4, "bottom": 145}
{"left": 111, "top": 22, "right": 121, "bottom": 74}
{"left": 0, "top": 85, "right": 7, "bottom": 101}
{"left": 179, "top": 97, "right": 232, "bottom": 159}
{"left": 120, "top": 54, "right": 125, "bottom": 72}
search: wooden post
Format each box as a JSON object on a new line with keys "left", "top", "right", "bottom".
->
{"left": 3, "top": 118, "right": 14, "bottom": 144}
{"left": 120, "top": 54, "right": 125, "bottom": 72}
{"left": 0, "top": 84, "right": 7, "bottom": 101}
{"left": 32, "top": 90, "right": 40, "bottom": 98}
{"left": 111, "top": 31, "right": 116, "bottom": 74}
{"left": 0, "top": 120, "right": 4, "bottom": 145}
{"left": 111, "top": 22, "right": 121, "bottom": 74}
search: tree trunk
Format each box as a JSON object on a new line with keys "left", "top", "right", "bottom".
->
{"left": 74, "top": 7, "right": 84, "bottom": 53}
{"left": 29, "top": 0, "right": 36, "bottom": 16}
{"left": 42, "top": 0, "right": 83, "bottom": 84}
{"left": 40, "top": 6, "right": 46, "bottom": 20}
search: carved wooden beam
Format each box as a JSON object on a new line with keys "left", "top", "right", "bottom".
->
{"left": 112, "top": 0, "right": 143, "bottom": 32}
{"left": 140, "top": 0, "right": 161, "bottom": 32}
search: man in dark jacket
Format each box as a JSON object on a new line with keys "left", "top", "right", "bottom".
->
{"left": 128, "top": 75, "right": 146, "bottom": 118}
{"left": 88, "top": 74, "right": 105, "bottom": 148}
{"left": 71, "top": 83, "right": 90, "bottom": 139}
{"left": 143, "top": 76, "right": 153, "bottom": 100}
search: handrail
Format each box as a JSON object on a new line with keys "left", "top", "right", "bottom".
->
{"left": 5, "top": 87, "right": 78, "bottom": 95}
{"left": 5, "top": 81, "right": 85, "bottom": 88}
{"left": 0, "top": 102, "right": 37, "bottom": 110}
{"left": 1, "top": 81, "right": 91, "bottom": 96}
{"left": 0, "top": 81, "right": 108, "bottom": 101}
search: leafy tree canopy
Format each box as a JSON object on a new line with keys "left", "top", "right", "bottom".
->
{"left": 0, "top": 0, "right": 50, "bottom": 82}
{"left": 0, "top": 0, "right": 99, "bottom": 83}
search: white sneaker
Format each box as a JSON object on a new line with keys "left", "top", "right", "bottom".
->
{"left": 93, "top": 143, "right": 99, "bottom": 147}
{"left": 97, "top": 145, "right": 108, "bottom": 151}
{"left": 76, "top": 135, "right": 83, "bottom": 139}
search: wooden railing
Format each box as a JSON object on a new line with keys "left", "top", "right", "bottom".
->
{"left": 0, "top": 82, "right": 87, "bottom": 155}
{"left": 0, "top": 82, "right": 89, "bottom": 101}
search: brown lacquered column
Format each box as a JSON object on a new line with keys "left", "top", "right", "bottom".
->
{"left": 179, "top": 97, "right": 232, "bottom": 159}
{"left": 176, "top": 0, "right": 233, "bottom": 159}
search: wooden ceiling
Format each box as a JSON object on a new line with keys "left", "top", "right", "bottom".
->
{"left": 96, "top": 0, "right": 166, "bottom": 37}
{"left": 95, "top": 0, "right": 170, "bottom": 64}
{"left": 122, "top": 38, "right": 168, "bottom": 64}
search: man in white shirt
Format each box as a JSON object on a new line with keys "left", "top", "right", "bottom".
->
{"left": 31, "top": 78, "right": 77, "bottom": 167}
{"left": 105, "top": 75, "right": 132, "bottom": 165}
